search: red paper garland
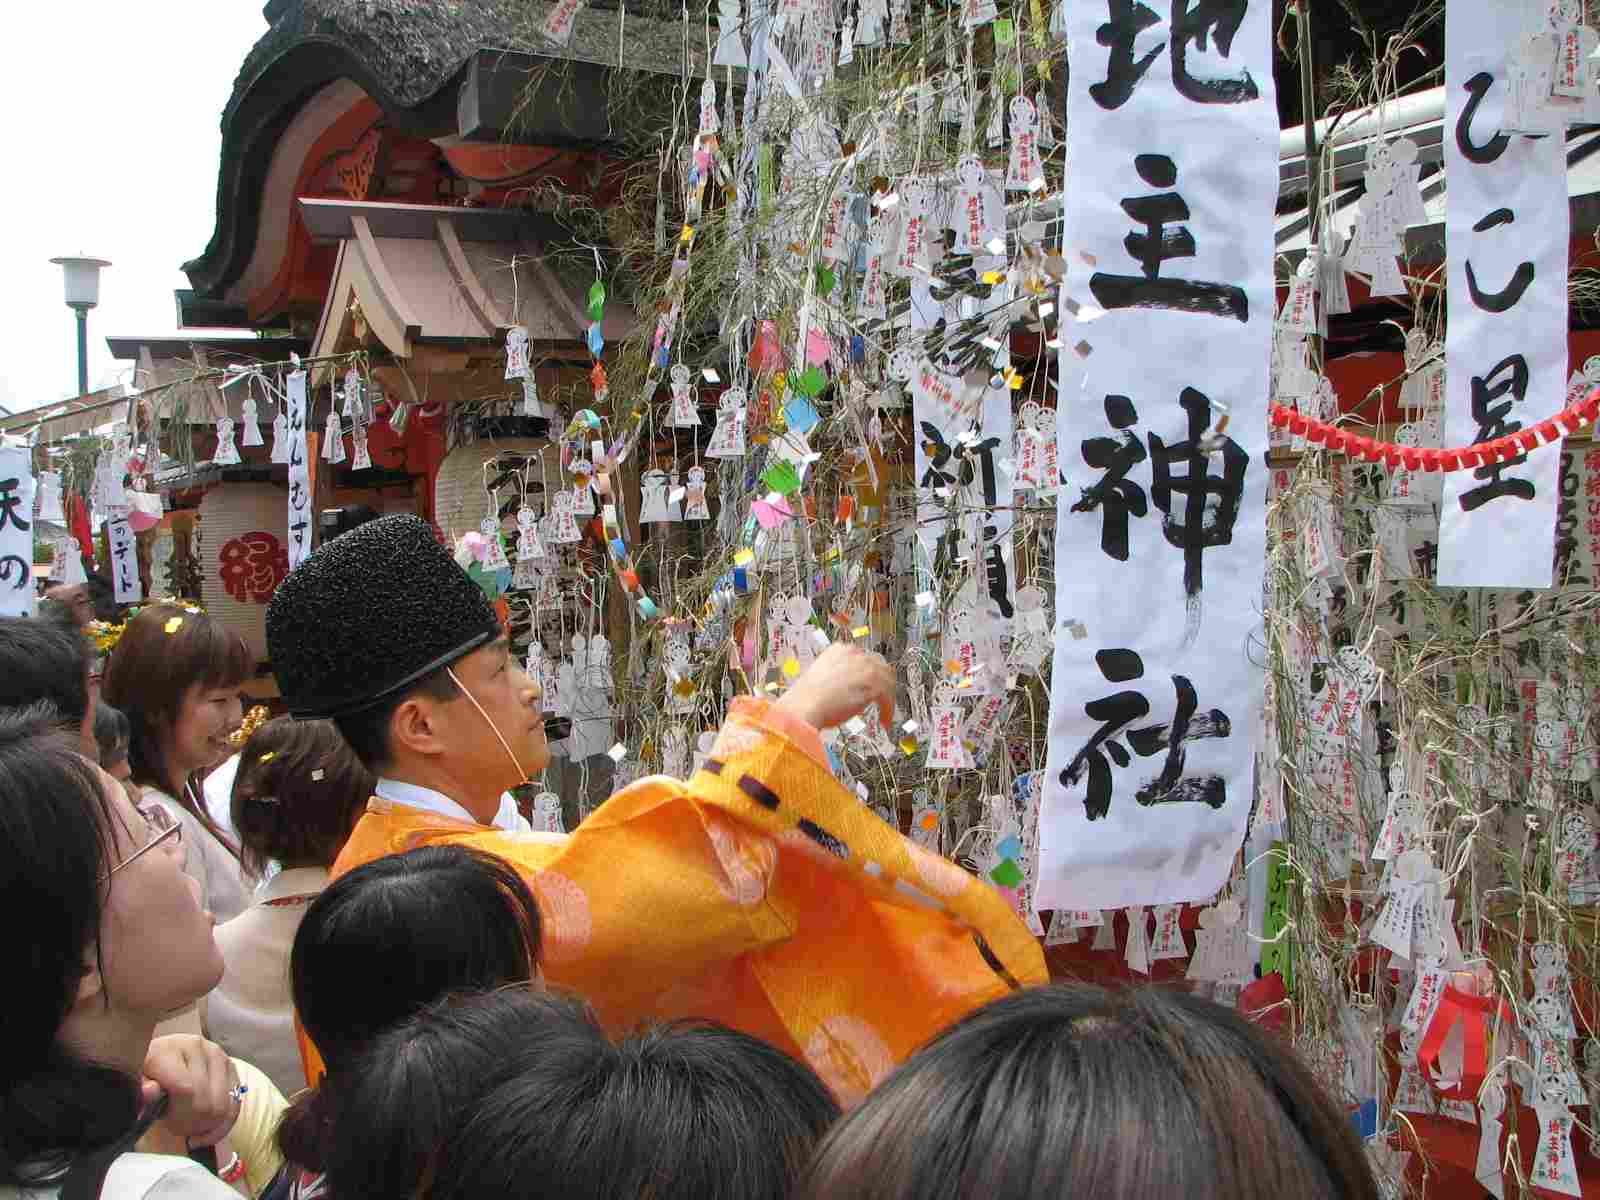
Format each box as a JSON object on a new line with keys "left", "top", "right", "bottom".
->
{"left": 1268, "top": 388, "right": 1600, "bottom": 473}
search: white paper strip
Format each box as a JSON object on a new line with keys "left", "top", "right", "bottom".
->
{"left": 109, "top": 516, "right": 141, "bottom": 605}
{"left": 1038, "top": 0, "right": 1275, "bottom": 910}
{"left": 0, "top": 449, "right": 35, "bottom": 617}
{"left": 285, "top": 370, "right": 313, "bottom": 571}
{"left": 1438, "top": 0, "right": 1570, "bottom": 587}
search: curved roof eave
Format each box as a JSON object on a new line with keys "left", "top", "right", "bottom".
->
{"left": 181, "top": 36, "right": 463, "bottom": 302}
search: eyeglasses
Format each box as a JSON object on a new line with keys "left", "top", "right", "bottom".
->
{"left": 101, "top": 805, "right": 182, "bottom": 881}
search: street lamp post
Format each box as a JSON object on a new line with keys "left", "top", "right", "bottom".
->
{"left": 49, "top": 256, "right": 111, "bottom": 398}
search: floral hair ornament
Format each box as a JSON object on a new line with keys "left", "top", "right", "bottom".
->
{"left": 228, "top": 705, "right": 272, "bottom": 749}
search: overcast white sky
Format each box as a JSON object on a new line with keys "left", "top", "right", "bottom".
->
{"left": 0, "top": 3, "right": 269, "bottom": 415}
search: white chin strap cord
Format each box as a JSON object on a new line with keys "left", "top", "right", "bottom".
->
{"left": 446, "top": 666, "right": 531, "bottom": 787}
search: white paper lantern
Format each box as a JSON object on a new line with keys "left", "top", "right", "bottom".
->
{"left": 198, "top": 484, "right": 290, "bottom": 663}
{"left": 434, "top": 439, "right": 558, "bottom": 545}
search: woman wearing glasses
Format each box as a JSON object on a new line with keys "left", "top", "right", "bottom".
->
{"left": 103, "top": 606, "right": 253, "bottom": 928}
{"left": 0, "top": 703, "right": 283, "bottom": 1199}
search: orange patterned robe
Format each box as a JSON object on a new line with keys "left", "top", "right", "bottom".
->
{"left": 303, "top": 698, "right": 1046, "bottom": 1100}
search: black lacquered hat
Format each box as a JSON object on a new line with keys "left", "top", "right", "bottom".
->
{"left": 266, "top": 514, "right": 500, "bottom": 718}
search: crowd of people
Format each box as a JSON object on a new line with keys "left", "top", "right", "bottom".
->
{"left": 1, "top": 518, "right": 1382, "bottom": 1200}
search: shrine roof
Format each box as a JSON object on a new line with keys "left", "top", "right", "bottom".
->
{"left": 184, "top": 0, "right": 718, "bottom": 313}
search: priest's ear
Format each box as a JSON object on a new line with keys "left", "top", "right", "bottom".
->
{"left": 385, "top": 671, "right": 465, "bottom": 762}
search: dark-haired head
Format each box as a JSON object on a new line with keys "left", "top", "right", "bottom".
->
{"left": 797, "top": 983, "right": 1380, "bottom": 1200}
{"left": 420, "top": 1001, "right": 839, "bottom": 1200}
{"left": 93, "top": 703, "right": 131, "bottom": 779}
{"left": 289, "top": 846, "right": 542, "bottom": 1067}
{"left": 0, "top": 616, "right": 92, "bottom": 755}
{"left": 0, "top": 703, "right": 221, "bottom": 1184}
{"left": 231, "top": 717, "right": 374, "bottom": 879}
{"left": 312, "top": 989, "right": 570, "bottom": 1200}
{"left": 102, "top": 604, "right": 249, "bottom": 843}
{"left": 279, "top": 846, "right": 543, "bottom": 1173}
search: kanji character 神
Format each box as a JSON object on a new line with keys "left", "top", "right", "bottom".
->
{"left": 1073, "top": 393, "right": 1148, "bottom": 561}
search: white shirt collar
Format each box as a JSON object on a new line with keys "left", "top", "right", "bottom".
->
{"left": 373, "top": 778, "right": 528, "bottom": 833}
{"left": 258, "top": 867, "right": 331, "bottom": 903}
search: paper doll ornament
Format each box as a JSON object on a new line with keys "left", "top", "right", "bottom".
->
{"left": 713, "top": 0, "right": 747, "bottom": 66}
{"left": 549, "top": 492, "right": 583, "bottom": 543}
{"left": 1005, "top": 95, "right": 1043, "bottom": 192}
{"left": 669, "top": 364, "right": 700, "bottom": 427}
{"left": 684, "top": 465, "right": 711, "bottom": 520}
{"left": 570, "top": 459, "right": 597, "bottom": 518}
{"left": 270, "top": 410, "right": 290, "bottom": 464}
{"left": 706, "top": 389, "right": 747, "bottom": 458}
{"left": 323, "top": 412, "right": 346, "bottom": 464}
{"left": 351, "top": 423, "right": 372, "bottom": 470}
{"left": 240, "top": 394, "right": 264, "bottom": 447}
{"left": 516, "top": 506, "right": 548, "bottom": 561}
{"left": 213, "top": 419, "right": 241, "bottom": 466}
{"left": 640, "top": 469, "right": 679, "bottom": 523}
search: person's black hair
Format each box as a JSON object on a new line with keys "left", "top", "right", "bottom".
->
{"left": 92, "top": 703, "right": 130, "bottom": 770}
{"left": 0, "top": 703, "right": 141, "bottom": 1186}
{"left": 421, "top": 1001, "right": 840, "bottom": 1200}
{"left": 313, "top": 989, "right": 569, "bottom": 1200}
{"left": 83, "top": 577, "right": 117, "bottom": 624}
{"left": 36, "top": 598, "right": 80, "bottom": 630}
{"left": 231, "top": 717, "right": 375, "bottom": 877}
{"left": 0, "top": 617, "right": 88, "bottom": 729}
{"left": 796, "top": 983, "right": 1381, "bottom": 1200}
{"left": 278, "top": 845, "right": 542, "bottom": 1170}
{"left": 330, "top": 667, "right": 458, "bottom": 771}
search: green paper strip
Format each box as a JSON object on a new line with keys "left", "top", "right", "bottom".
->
{"left": 794, "top": 365, "right": 828, "bottom": 397}
{"left": 1259, "top": 841, "right": 1294, "bottom": 988}
{"left": 761, "top": 461, "right": 802, "bottom": 496}
{"left": 994, "top": 17, "right": 1016, "bottom": 45}
{"left": 989, "top": 858, "right": 1025, "bottom": 888}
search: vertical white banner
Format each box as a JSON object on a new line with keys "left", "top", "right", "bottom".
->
{"left": 1438, "top": 0, "right": 1569, "bottom": 588}
{"left": 1037, "top": 0, "right": 1275, "bottom": 910}
{"left": 0, "top": 448, "right": 36, "bottom": 617}
{"left": 108, "top": 517, "right": 142, "bottom": 606}
{"left": 285, "top": 370, "right": 313, "bottom": 570}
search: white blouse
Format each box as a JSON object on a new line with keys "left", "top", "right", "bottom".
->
{"left": 204, "top": 867, "right": 330, "bottom": 1098}
{"left": 1, "top": 1154, "right": 237, "bottom": 1200}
